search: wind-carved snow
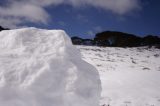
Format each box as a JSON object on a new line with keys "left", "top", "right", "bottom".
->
{"left": 78, "top": 46, "right": 160, "bottom": 106}
{"left": 0, "top": 28, "right": 101, "bottom": 106}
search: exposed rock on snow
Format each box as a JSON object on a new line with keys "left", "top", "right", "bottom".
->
{"left": 0, "top": 28, "right": 101, "bottom": 106}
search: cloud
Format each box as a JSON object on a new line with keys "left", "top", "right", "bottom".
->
{"left": 87, "top": 30, "right": 94, "bottom": 36}
{"left": 0, "top": 0, "right": 52, "bottom": 28}
{"left": 87, "top": 26, "right": 103, "bottom": 37}
{"left": 0, "top": 17, "right": 22, "bottom": 28}
{"left": 94, "top": 26, "right": 103, "bottom": 32}
{"left": 0, "top": 0, "right": 141, "bottom": 28}
{"left": 77, "top": 14, "right": 89, "bottom": 23}
{"left": 67, "top": 0, "right": 141, "bottom": 14}
{"left": 0, "top": 1, "right": 50, "bottom": 28}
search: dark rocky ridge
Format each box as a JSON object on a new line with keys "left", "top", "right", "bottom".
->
{"left": 71, "top": 31, "right": 160, "bottom": 48}
{"left": 71, "top": 36, "right": 95, "bottom": 46}
{"left": 0, "top": 26, "right": 9, "bottom": 31}
{"left": 94, "top": 31, "right": 142, "bottom": 47}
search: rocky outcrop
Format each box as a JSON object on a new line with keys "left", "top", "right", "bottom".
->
{"left": 71, "top": 31, "right": 160, "bottom": 47}
{"left": 71, "top": 36, "right": 95, "bottom": 46}
{"left": 0, "top": 26, "right": 9, "bottom": 31}
{"left": 142, "top": 35, "right": 160, "bottom": 46}
{"left": 94, "top": 31, "right": 142, "bottom": 47}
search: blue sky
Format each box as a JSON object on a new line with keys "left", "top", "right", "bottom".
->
{"left": 0, "top": 0, "right": 160, "bottom": 38}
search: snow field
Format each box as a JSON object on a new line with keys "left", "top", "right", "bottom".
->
{"left": 78, "top": 46, "right": 160, "bottom": 106}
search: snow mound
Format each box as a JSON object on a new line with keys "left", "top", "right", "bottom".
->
{"left": 0, "top": 28, "right": 101, "bottom": 106}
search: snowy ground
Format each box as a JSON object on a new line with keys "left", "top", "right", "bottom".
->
{"left": 77, "top": 46, "right": 160, "bottom": 106}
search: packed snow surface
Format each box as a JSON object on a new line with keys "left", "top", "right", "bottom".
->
{"left": 0, "top": 28, "right": 101, "bottom": 106}
{"left": 78, "top": 46, "right": 160, "bottom": 106}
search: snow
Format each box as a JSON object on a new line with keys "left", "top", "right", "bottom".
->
{"left": 78, "top": 46, "right": 160, "bottom": 106}
{"left": 0, "top": 28, "right": 101, "bottom": 106}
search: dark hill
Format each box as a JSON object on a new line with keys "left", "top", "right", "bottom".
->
{"left": 0, "top": 26, "right": 9, "bottom": 31}
{"left": 94, "top": 31, "right": 142, "bottom": 47}
{"left": 71, "top": 36, "right": 95, "bottom": 46}
{"left": 71, "top": 31, "right": 160, "bottom": 47}
{"left": 142, "top": 35, "right": 160, "bottom": 46}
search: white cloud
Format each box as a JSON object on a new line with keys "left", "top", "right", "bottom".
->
{"left": 77, "top": 14, "right": 89, "bottom": 23}
{"left": 94, "top": 26, "right": 103, "bottom": 32}
{"left": 0, "top": 0, "right": 50, "bottom": 28}
{"left": 87, "top": 26, "right": 103, "bottom": 37}
{"left": 67, "top": 0, "right": 141, "bottom": 14}
{"left": 0, "top": 0, "right": 141, "bottom": 28}
{"left": 87, "top": 30, "right": 94, "bottom": 36}
{"left": 0, "top": 17, "right": 22, "bottom": 28}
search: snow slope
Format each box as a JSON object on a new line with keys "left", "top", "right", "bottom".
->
{"left": 0, "top": 28, "right": 101, "bottom": 106}
{"left": 78, "top": 46, "right": 160, "bottom": 106}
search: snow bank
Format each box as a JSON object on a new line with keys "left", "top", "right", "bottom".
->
{"left": 0, "top": 28, "right": 101, "bottom": 106}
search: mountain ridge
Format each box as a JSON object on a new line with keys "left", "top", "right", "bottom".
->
{"left": 71, "top": 31, "right": 160, "bottom": 47}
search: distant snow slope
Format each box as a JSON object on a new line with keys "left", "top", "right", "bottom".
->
{"left": 78, "top": 46, "right": 160, "bottom": 106}
{"left": 0, "top": 28, "right": 101, "bottom": 106}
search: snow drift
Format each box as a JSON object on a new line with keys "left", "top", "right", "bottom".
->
{"left": 0, "top": 28, "right": 101, "bottom": 106}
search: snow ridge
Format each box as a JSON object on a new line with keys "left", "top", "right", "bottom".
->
{"left": 0, "top": 28, "right": 101, "bottom": 106}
